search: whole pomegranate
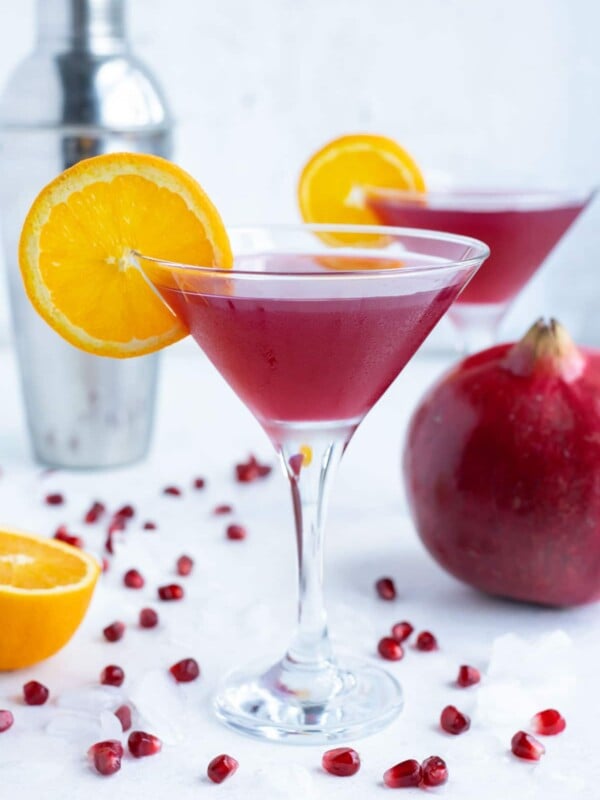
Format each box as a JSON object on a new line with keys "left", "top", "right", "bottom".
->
{"left": 404, "top": 319, "right": 600, "bottom": 606}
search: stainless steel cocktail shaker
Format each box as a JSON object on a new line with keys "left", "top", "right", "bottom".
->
{"left": 0, "top": 0, "right": 173, "bottom": 467}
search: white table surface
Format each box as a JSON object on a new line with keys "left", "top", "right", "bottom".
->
{"left": 0, "top": 339, "right": 597, "bottom": 799}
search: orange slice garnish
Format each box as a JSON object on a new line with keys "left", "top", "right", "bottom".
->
{"left": 0, "top": 529, "right": 100, "bottom": 669}
{"left": 298, "top": 133, "right": 426, "bottom": 245}
{"left": 19, "top": 153, "right": 233, "bottom": 358}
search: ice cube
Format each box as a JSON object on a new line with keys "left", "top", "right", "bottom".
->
{"left": 129, "top": 669, "right": 187, "bottom": 745}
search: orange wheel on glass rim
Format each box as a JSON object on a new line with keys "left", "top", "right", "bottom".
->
{"left": 19, "top": 152, "right": 233, "bottom": 358}
{"left": 298, "top": 133, "right": 426, "bottom": 246}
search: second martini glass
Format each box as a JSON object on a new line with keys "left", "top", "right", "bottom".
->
{"left": 367, "top": 187, "right": 593, "bottom": 352}
{"left": 139, "top": 224, "right": 488, "bottom": 743}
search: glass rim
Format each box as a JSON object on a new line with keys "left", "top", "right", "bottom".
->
{"left": 366, "top": 184, "right": 597, "bottom": 212}
{"left": 135, "top": 223, "right": 490, "bottom": 280}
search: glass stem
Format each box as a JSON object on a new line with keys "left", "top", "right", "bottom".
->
{"left": 276, "top": 427, "right": 352, "bottom": 672}
{"left": 448, "top": 303, "right": 509, "bottom": 355}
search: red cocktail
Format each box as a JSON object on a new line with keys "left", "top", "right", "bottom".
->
{"left": 141, "top": 224, "right": 489, "bottom": 743}
{"left": 368, "top": 188, "right": 593, "bottom": 351}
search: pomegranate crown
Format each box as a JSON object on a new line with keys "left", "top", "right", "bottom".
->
{"left": 504, "top": 318, "right": 585, "bottom": 382}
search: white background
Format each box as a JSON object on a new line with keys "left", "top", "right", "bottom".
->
{"left": 0, "top": 0, "right": 598, "bottom": 342}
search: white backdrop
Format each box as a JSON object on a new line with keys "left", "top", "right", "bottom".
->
{"left": 0, "top": 0, "right": 598, "bottom": 344}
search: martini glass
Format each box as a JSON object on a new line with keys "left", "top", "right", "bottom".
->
{"left": 139, "top": 224, "right": 488, "bottom": 743}
{"left": 367, "top": 187, "right": 594, "bottom": 353}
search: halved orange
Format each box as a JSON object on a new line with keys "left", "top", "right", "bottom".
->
{"left": 19, "top": 152, "right": 233, "bottom": 358}
{"left": 298, "top": 133, "right": 426, "bottom": 244}
{"left": 0, "top": 529, "right": 100, "bottom": 670}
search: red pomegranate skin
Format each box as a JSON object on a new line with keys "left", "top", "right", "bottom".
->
{"left": 404, "top": 325, "right": 600, "bottom": 607}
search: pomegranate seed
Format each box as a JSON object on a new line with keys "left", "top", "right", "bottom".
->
{"left": 322, "top": 747, "right": 361, "bottom": 777}
{"left": 114, "top": 504, "right": 135, "bottom": 519}
{"left": 100, "top": 665, "right": 125, "bottom": 687}
{"left": 226, "top": 524, "right": 246, "bottom": 541}
{"left": 207, "top": 753, "right": 239, "bottom": 784}
{"left": 391, "top": 621, "right": 414, "bottom": 642}
{"left": 128, "top": 730, "right": 162, "bottom": 758}
{"left": 45, "top": 493, "right": 64, "bottom": 506}
{"left": 169, "top": 658, "right": 200, "bottom": 683}
{"left": 0, "top": 710, "right": 14, "bottom": 732}
{"left": 88, "top": 739, "right": 123, "bottom": 776}
{"left": 511, "top": 730, "right": 545, "bottom": 760}
{"left": 143, "top": 521, "right": 157, "bottom": 530}
{"left": 104, "top": 531, "right": 115, "bottom": 555}
{"left": 375, "top": 576, "right": 396, "bottom": 600}
{"left": 176, "top": 554, "right": 194, "bottom": 576}
{"left": 440, "top": 704, "right": 470, "bottom": 735}
{"left": 158, "top": 583, "right": 184, "bottom": 601}
{"left": 421, "top": 755, "right": 448, "bottom": 787}
{"left": 84, "top": 501, "right": 105, "bottom": 524}
{"left": 235, "top": 455, "right": 272, "bottom": 483}
{"left": 383, "top": 759, "right": 422, "bottom": 788}
{"left": 457, "top": 664, "right": 481, "bottom": 687}
{"left": 416, "top": 631, "right": 438, "bottom": 651}
{"left": 54, "top": 529, "right": 83, "bottom": 548}
{"left": 163, "top": 485, "right": 182, "bottom": 497}
{"left": 123, "top": 568, "right": 145, "bottom": 589}
{"left": 114, "top": 704, "right": 132, "bottom": 732}
{"left": 103, "top": 621, "right": 125, "bottom": 642}
{"left": 23, "top": 681, "right": 49, "bottom": 706}
{"left": 213, "top": 504, "right": 233, "bottom": 515}
{"left": 193, "top": 477, "right": 206, "bottom": 489}
{"left": 101, "top": 558, "right": 110, "bottom": 572}
{"left": 531, "top": 708, "right": 566, "bottom": 736}
{"left": 139, "top": 607, "right": 159, "bottom": 628}
{"left": 377, "top": 637, "right": 404, "bottom": 661}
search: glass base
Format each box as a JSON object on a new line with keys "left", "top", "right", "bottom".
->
{"left": 214, "top": 655, "right": 403, "bottom": 744}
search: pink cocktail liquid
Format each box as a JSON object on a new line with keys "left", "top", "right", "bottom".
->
{"left": 157, "top": 253, "right": 462, "bottom": 424}
{"left": 367, "top": 191, "right": 587, "bottom": 305}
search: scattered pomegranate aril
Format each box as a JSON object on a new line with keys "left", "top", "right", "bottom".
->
{"left": 23, "top": 681, "right": 49, "bottom": 706}
{"left": 421, "top": 755, "right": 448, "bottom": 787}
{"left": 114, "top": 704, "right": 132, "bottom": 732}
{"left": 103, "top": 621, "right": 126, "bottom": 642}
{"left": 114, "top": 504, "right": 135, "bottom": 519}
{"left": 54, "top": 529, "right": 83, "bottom": 548}
{"left": 416, "top": 631, "right": 438, "bottom": 651}
{"left": 193, "top": 477, "right": 206, "bottom": 489}
{"left": 139, "top": 607, "right": 159, "bottom": 628}
{"left": 377, "top": 637, "right": 404, "bottom": 661}
{"left": 322, "top": 747, "right": 361, "bottom": 777}
{"left": 128, "top": 730, "right": 162, "bottom": 758}
{"left": 235, "top": 454, "right": 272, "bottom": 483}
{"left": 143, "top": 521, "right": 157, "bottom": 530}
{"left": 45, "top": 493, "right": 64, "bottom": 506}
{"left": 0, "top": 709, "right": 14, "bottom": 732}
{"left": 176, "top": 554, "right": 194, "bottom": 576}
{"left": 457, "top": 664, "right": 481, "bottom": 688}
{"left": 100, "top": 665, "right": 125, "bottom": 687}
{"left": 158, "top": 583, "right": 184, "bottom": 601}
{"left": 511, "top": 730, "right": 545, "bottom": 761}
{"left": 440, "top": 704, "right": 470, "bottom": 735}
{"left": 101, "top": 558, "right": 110, "bottom": 573}
{"left": 383, "top": 759, "right": 422, "bottom": 788}
{"left": 163, "top": 485, "right": 182, "bottom": 497}
{"left": 88, "top": 739, "right": 123, "bottom": 776}
{"left": 213, "top": 504, "right": 233, "bottom": 515}
{"left": 207, "top": 753, "right": 239, "bottom": 784}
{"left": 531, "top": 708, "right": 566, "bottom": 736}
{"left": 84, "top": 501, "right": 106, "bottom": 524}
{"left": 391, "top": 621, "right": 414, "bottom": 642}
{"left": 108, "top": 516, "right": 126, "bottom": 533}
{"left": 226, "top": 524, "right": 246, "bottom": 541}
{"left": 169, "top": 658, "right": 200, "bottom": 683}
{"left": 375, "top": 576, "right": 396, "bottom": 601}
{"left": 123, "top": 568, "right": 145, "bottom": 589}
{"left": 104, "top": 531, "right": 115, "bottom": 555}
